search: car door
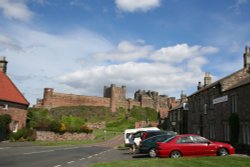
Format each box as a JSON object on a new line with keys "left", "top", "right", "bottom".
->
{"left": 175, "top": 136, "right": 197, "bottom": 156}
{"left": 191, "top": 136, "right": 212, "bottom": 155}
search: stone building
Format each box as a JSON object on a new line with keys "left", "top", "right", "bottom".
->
{"left": 188, "top": 47, "right": 250, "bottom": 145}
{"left": 36, "top": 84, "right": 176, "bottom": 115}
{"left": 168, "top": 92, "right": 189, "bottom": 134}
{"left": 0, "top": 57, "right": 29, "bottom": 134}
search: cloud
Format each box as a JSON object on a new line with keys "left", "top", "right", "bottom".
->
{"left": 0, "top": 0, "right": 33, "bottom": 21}
{"left": 151, "top": 44, "right": 218, "bottom": 63}
{"left": 115, "top": 0, "right": 161, "bottom": 12}
{"left": 0, "top": 25, "right": 219, "bottom": 105}
{"left": 229, "top": 0, "right": 249, "bottom": 14}
{"left": 94, "top": 41, "right": 154, "bottom": 62}
{"left": 0, "top": 25, "right": 113, "bottom": 104}
{"left": 58, "top": 42, "right": 219, "bottom": 98}
{"left": 0, "top": 34, "right": 23, "bottom": 51}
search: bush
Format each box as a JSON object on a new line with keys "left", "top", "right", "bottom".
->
{"left": 80, "top": 125, "right": 93, "bottom": 134}
{"left": 50, "top": 121, "right": 61, "bottom": 133}
{"left": 10, "top": 128, "right": 29, "bottom": 141}
{"left": 0, "top": 114, "right": 12, "bottom": 140}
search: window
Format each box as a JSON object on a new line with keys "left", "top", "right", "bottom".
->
{"left": 209, "top": 124, "right": 215, "bottom": 139}
{"left": 204, "top": 104, "right": 207, "bottom": 114}
{"left": 12, "top": 121, "right": 19, "bottom": 133}
{"left": 192, "top": 136, "right": 209, "bottom": 143}
{"left": 231, "top": 95, "right": 238, "bottom": 113}
{"left": 209, "top": 95, "right": 214, "bottom": 109}
{"left": 242, "top": 123, "right": 250, "bottom": 145}
{"left": 223, "top": 123, "right": 230, "bottom": 141}
{"left": 177, "top": 136, "right": 194, "bottom": 143}
{"left": 177, "top": 109, "right": 181, "bottom": 121}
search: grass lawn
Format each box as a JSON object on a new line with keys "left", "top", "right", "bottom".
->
{"left": 90, "top": 156, "right": 250, "bottom": 167}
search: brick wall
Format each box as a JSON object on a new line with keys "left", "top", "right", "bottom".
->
{"left": 0, "top": 107, "right": 27, "bottom": 131}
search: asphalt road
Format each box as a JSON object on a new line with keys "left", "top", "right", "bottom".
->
{"left": 0, "top": 135, "right": 137, "bottom": 167}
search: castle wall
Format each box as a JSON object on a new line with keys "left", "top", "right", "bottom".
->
{"left": 41, "top": 89, "right": 110, "bottom": 109}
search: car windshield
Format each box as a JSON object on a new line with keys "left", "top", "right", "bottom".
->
{"left": 163, "top": 136, "right": 175, "bottom": 143}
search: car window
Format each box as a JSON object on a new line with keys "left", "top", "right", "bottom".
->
{"left": 176, "top": 136, "right": 194, "bottom": 143}
{"left": 163, "top": 136, "right": 175, "bottom": 143}
{"left": 192, "top": 136, "right": 209, "bottom": 143}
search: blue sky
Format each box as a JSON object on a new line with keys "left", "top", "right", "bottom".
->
{"left": 0, "top": 0, "right": 249, "bottom": 105}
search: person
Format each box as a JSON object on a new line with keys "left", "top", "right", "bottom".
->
{"left": 128, "top": 133, "right": 136, "bottom": 154}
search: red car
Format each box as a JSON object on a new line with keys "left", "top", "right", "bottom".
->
{"left": 156, "top": 134, "right": 235, "bottom": 158}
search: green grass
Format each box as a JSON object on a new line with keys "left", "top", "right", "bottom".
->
{"left": 90, "top": 156, "right": 250, "bottom": 167}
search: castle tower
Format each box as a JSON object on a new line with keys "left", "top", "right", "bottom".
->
{"left": 244, "top": 46, "right": 250, "bottom": 68}
{"left": 42, "top": 88, "right": 54, "bottom": 109}
{"left": 0, "top": 56, "right": 8, "bottom": 74}
{"left": 204, "top": 72, "right": 212, "bottom": 87}
{"left": 110, "top": 84, "right": 116, "bottom": 113}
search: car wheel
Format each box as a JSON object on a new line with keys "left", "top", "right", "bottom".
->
{"left": 170, "top": 150, "right": 182, "bottom": 158}
{"left": 217, "top": 148, "right": 229, "bottom": 156}
{"left": 149, "top": 148, "right": 157, "bottom": 158}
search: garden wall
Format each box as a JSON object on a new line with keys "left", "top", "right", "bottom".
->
{"left": 36, "top": 131, "right": 94, "bottom": 141}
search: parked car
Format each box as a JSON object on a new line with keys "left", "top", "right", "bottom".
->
{"left": 139, "top": 134, "right": 175, "bottom": 158}
{"left": 124, "top": 127, "right": 159, "bottom": 147}
{"left": 134, "top": 130, "right": 176, "bottom": 147}
{"left": 156, "top": 134, "right": 235, "bottom": 158}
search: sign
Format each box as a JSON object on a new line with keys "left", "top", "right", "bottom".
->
{"left": 171, "top": 122, "right": 176, "bottom": 126}
{"left": 213, "top": 95, "right": 228, "bottom": 104}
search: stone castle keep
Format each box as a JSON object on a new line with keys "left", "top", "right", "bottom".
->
{"left": 36, "top": 84, "right": 177, "bottom": 113}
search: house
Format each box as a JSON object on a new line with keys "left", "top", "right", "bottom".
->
{"left": 187, "top": 47, "right": 250, "bottom": 145}
{"left": 168, "top": 92, "right": 189, "bottom": 134}
{"left": 0, "top": 57, "right": 29, "bottom": 134}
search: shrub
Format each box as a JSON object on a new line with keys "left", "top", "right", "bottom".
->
{"left": 50, "top": 121, "right": 61, "bottom": 133}
{"left": 80, "top": 125, "right": 93, "bottom": 134}
{"left": 10, "top": 128, "right": 29, "bottom": 141}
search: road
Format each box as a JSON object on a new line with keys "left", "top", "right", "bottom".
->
{"left": 0, "top": 135, "right": 135, "bottom": 167}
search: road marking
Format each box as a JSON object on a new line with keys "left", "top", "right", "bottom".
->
{"left": 67, "top": 161, "right": 75, "bottom": 164}
{"left": 0, "top": 147, "right": 10, "bottom": 150}
{"left": 63, "top": 147, "right": 79, "bottom": 150}
{"left": 23, "top": 150, "right": 55, "bottom": 155}
{"left": 80, "top": 158, "right": 85, "bottom": 161}
{"left": 87, "top": 156, "right": 92, "bottom": 159}
{"left": 54, "top": 165, "right": 61, "bottom": 167}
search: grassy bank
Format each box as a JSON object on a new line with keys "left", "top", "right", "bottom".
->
{"left": 90, "top": 156, "right": 250, "bottom": 167}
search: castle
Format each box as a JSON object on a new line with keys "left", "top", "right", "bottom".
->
{"left": 35, "top": 84, "right": 179, "bottom": 115}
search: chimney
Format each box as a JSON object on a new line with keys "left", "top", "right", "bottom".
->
{"left": 0, "top": 56, "right": 8, "bottom": 73}
{"left": 244, "top": 46, "right": 250, "bottom": 68}
{"left": 204, "top": 72, "right": 212, "bottom": 86}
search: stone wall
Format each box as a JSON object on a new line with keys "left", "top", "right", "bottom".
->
{"left": 41, "top": 88, "right": 110, "bottom": 109}
{"left": 36, "top": 131, "right": 94, "bottom": 141}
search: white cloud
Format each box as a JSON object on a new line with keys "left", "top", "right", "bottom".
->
{"left": 94, "top": 41, "right": 154, "bottom": 62}
{"left": 0, "top": 25, "right": 219, "bottom": 105}
{"left": 151, "top": 44, "right": 218, "bottom": 63}
{"left": 0, "top": 25, "right": 113, "bottom": 104}
{"left": 0, "top": 0, "right": 33, "bottom": 21}
{"left": 115, "top": 0, "right": 161, "bottom": 12}
{"left": 58, "top": 42, "right": 219, "bottom": 99}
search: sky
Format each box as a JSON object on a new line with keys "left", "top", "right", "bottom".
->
{"left": 0, "top": 0, "right": 250, "bottom": 105}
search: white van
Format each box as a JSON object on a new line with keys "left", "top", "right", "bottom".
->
{"left": 124, "top": 127, "right": 160, "bottom": 147}
{"left": 124, "top": 128, "right": 139, "bottom": 147}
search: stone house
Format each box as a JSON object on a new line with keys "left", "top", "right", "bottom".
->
{"left": 187, "top": 47, "right": 250, "bottom": 145}
{"left": 0, "top": 57, "right": 29, "bottom": 133}
{"left": 168, "top": 93, "right": 189, "bottom": 134}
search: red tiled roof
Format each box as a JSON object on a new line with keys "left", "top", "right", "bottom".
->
{"left": 0, "top": 71, "right": 29, "bottom": 106}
